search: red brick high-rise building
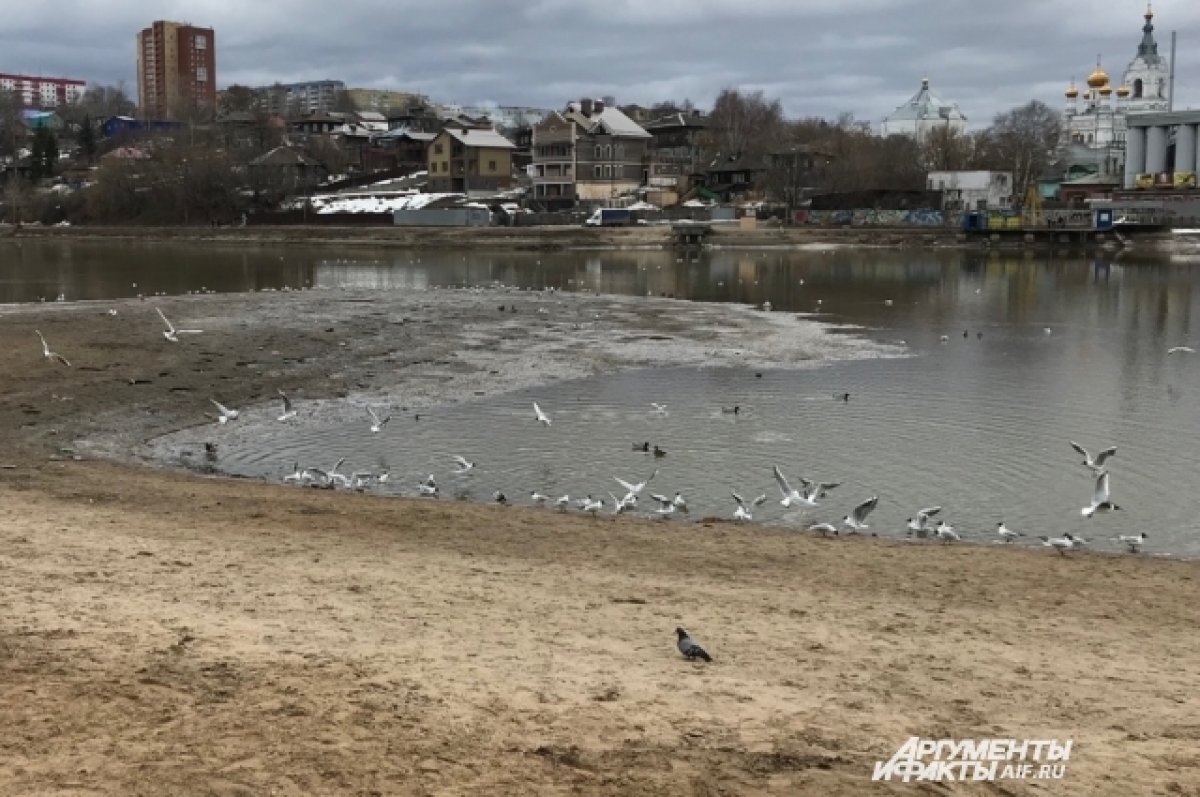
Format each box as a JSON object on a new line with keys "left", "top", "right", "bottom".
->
{"left": 136, "top": 20, "right": 216, "bottom": 120}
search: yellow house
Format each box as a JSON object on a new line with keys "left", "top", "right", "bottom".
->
{"left": 427, "top": 124, "right": 515, "bottom": 194}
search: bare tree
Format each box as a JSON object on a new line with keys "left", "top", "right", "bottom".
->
{"left": 705, "top": 88, "right": 786, "bottom": 161}
{"left": 975, "top": 100, "right": 1061, "bottom": 205}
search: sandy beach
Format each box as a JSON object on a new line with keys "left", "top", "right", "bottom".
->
{"left": 2, "top": 285, "right": 1198, "bottom": 796}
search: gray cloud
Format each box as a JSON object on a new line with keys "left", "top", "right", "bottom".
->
{"left": 3, "top": 0, "right": 1198, "bottom": 127}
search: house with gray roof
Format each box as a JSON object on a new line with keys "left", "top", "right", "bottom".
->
{"left": 531, "top": 97, "right": 652, "bottom": 209}
{"left": 427, "top": 121, "right": 516, "bottom": 194}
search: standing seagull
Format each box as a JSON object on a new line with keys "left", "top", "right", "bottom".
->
{"left": 210, "top": 399, "right": 239, "bottom": 424}
{"left": 1039, "top": 535, "right": 1075, "bottom": 556}
{"left": 675, "top": 627, "right": 713, "bottom": 662}
{"left": 366, "top": 406, "right": 391, "bottom": 433}
{"left": 842, "top": 496, "right": 879, "bottom": 533}
{"left": 1069, "top": 440, "right": 1117, "bottom": 474}
{"left": 996, "top": 522, "right": 1023, "bottom": 543}
{"left": 276, "top": 390, "right": 297, "bottom": 421}
{"left": 155, "top": 307, "right": 203, "bottom": 342}
{"left": 1116, "top": 532, "right": 1148, "bottom": 553}
{"left": 906, "top": 505, "right": 942, "bottom": 536}
{"left": 934, "top": 520, "right": 960, "bottom": 543}
{"left": 533, "top": 401, "right": 552, "bottom": 426}
{"left": 35, "top": 330, "right": 71, "bottom": 366}
{"left": 1081, "top": 472, "right": 1122, "bottom": 518}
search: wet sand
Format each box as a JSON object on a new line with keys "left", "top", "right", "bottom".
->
{"left": 2, "top": 287, "right": 1198, "bottom": 795}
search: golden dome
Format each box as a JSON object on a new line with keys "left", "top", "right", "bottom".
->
{"left": 1083, "top": 90, "right": 1093, "bottom": 100}
{"left": 1116, "top": 84, "right": 1131, "bottom": 98}
{"left": 1099, "top": 83, "right": 1113, "bottom": 96}
{"left": 1065, "top": 81, "right": 1079, "bottom": 98}
{"left": 1086, "top": 66, "right": 1109, "bottom": 88}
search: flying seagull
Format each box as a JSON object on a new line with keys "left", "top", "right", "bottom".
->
{"left": 452, "top": 455, "right": 475, "bottom": 474}
{"left": 155, "top": 307, "right": 202, "bottom": 342}
{"left": 1167, "top": 346, "right": 1195, "bottom": 354}
{"left": 675, "top": 627, "right": 713, "bottom": 662}
{"left": 35, "top": 330, "right": 70, "bottom": 366}
{"left": 1069, "top": 440, "right": 1117, "bottom": 474}
{"left": 614, "top": 468, "right": 658, "bottom": 501}
{"left": 732, "top": 491, "right": 767, "bottom": 521}
{"left": 842, "top": 496, "right": 879, "bottom": 533}
{"left": 651, "top": 402, "right": 668, "bottom": 415}
{"left": 276, "top": 390, "right": 297, "bottom": 421}
{"left": 367, "top": 406, "right": 391, "bottom": 433}
{"left": 210, "top": 399, "right": 239, "bottom": 424}
{"left": 1081, "top": 472, "right": 1122, "bottom": 518}
{"left": 773, "top": 466, "right": 818, "bottom": 509}
{"left": 533, "top": 401, "right": 552, "bottom": 426}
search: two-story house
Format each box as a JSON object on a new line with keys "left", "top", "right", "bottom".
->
{"left": 643, "top": 111, "right": 707, "bottom": 201}
{"left": 531, "top": 98, "right": 651, "bottom": 209}
{"left": 426, "top": 121, "right": 516, "bottom": 194}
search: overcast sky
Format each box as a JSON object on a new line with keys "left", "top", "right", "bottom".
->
{"left": 5, "top": 1, "right": 1199, "bottom": 127}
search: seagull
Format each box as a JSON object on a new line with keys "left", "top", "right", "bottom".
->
{"left": 773, "top": 466, "right": 819, "bottom": 508}
{"left": 492, "top": 490, "right": 508, "bottom": 505}
{"left": 554, "top": 494, "right": 570, "bottom": 512}
{"left": 35, "top": 330, "right": 71, "bottom": 366}
{"left": 530, "top": 491, "right": 550, "bottom": 506}
{"left": 1167, "top": 346, "right": 1195, "bottom": 354}
{"left": 367, "top": 406, "right": 391, "bottom": 433}
{"left": 996, "top": 522, "right": 1023, "bottom": 543}
{"left": 1064, "top": 532, "right": 1089, "bottom": 547}
{"left": 326, "top": 457, "right": 350, "bottom": 489}
{"left": 905, "top": 506, "right": 942, "bottom": 536}
{"left": 155, "top": 307, "right": 202, "bottom": 342}
{"left": 452, "top": 455, "right": 475, "bottom": 474}
{"left": 672, "top": 492, "right": 688, "bottom": 513}
{"left": 1116, "top": 532, "right": 1148, "bottom": 553}
{"left": 533, "top": 401, "right": 552, "bottom": 426}
{"left": 806, "top": 522, "right": 839, "bottom": 537}
{"left": 608, "top": 491, "right": 636, "bottom": 514}
{"left": 276, "top": 390, "right": 297, "bottom": 421}
{"left": 210, "top": 399, "right": 239, "bottom": 424}
{"left": 301, "top": 467, "right": 331, "bottom": 487}
{"left": 841, "top": 496, "right": 879, "bottom": 533}
{"left": 799, "top": 477, "right": 841, "bottom": 499}
{"left": 614, "top": 468, "right": 658, "bottom": 500}
{"left": 651, "top": 402, "right": 668, "bottom": 415}
{"left": 418, "top": 475, "right": 439, "bottom": 497}
{"left": 1039, "top": 535, "right": 1075, "bottom": 556}
{"left": 580, "top": 496, "right": 604, "bottom": 515}
{"left": 675, "top": 627, "right": 713, "bottom": 662}
{"left": 1069, "top": 440, "right": 1117, "bottom": 474}
{"left": 934, "top": 520, "right": 960, "bottom": 543}
{"left": 1081, "top": 472, "right": 1122, "bottom": 518}
{"left": 283, "top": 462, "right": 304, "bottom": 483}
{"left": 732, "top": 491, "right": 767, "bottom": 521}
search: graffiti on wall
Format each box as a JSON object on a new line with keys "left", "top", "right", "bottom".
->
{"left": 794, "top": 209, "right": 945, "bottom": 226}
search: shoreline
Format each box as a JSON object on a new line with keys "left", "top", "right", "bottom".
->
{"left": 5, "top": 220, "right": 1168, "bottom": 252}
{"left": 2, "top": 284, "right": 1197, "bottom": 794}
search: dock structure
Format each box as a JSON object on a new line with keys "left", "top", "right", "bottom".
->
{"left": 671, "top": 221, "right": 711, "bottom": 247}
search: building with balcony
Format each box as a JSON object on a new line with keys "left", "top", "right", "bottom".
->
{"left": 0, "top": 73, "right": 86, "bottom": 109}
{"left": 136, "top": 20, "right": 216, "bottom": 119}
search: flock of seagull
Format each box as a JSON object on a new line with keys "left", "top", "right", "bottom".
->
{"left": 32, "top": 307, "right": 1154, "bottom": 559}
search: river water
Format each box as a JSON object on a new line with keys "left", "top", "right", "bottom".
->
{"left": 6, "top": 238, "right": 1200, "bottom": 555}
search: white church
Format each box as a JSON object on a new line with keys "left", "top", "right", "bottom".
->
{"left": 1061, "top": 3, "right": 1172, "bottom": 178}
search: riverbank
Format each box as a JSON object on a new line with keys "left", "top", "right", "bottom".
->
{"left": 2, "top": 289, "right": 1197, "bottom": 795}
{"left": 2, "top": 221, "right": 987, "bottom": 251}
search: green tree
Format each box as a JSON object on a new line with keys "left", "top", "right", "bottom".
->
{"left": 30, "top": 126, "right": 59, "bottom": 179}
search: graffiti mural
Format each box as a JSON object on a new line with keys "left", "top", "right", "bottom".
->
{"left": 794, "top": 209, "right": 945, "bottom": 227}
